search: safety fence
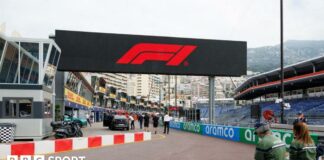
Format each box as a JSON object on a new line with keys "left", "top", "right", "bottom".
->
{"left": 170, "top": 121, "right": 319, "bottom": 145}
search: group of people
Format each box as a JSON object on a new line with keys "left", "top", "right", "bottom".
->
{"left": 254, "top": 113, "right": 318, "bottom": 160}
{"left": 128, "top": 112, "right": 172, "bottom": 134}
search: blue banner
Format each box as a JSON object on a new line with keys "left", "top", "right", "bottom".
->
{"left": 170, "top": 121, "right": 182, "bottom": 130}
{"left": 202, "top": 124, "right": 240, "bottom": 142}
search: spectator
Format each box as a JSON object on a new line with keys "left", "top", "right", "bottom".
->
{"left": 86, "top": 113, "right": 91, "bottom": 127}
{"left": 90, "top": 114, "right": 94, "bottom": 123}
{"left": 138, "top": 113, "right": 143, "bottom": 129}
{"left": 129, "top": 114, "right": 135, "bottom": 130}
{"left": 163, "top": 113, "right": 172, "bottom": 134}
{"left": 152, "top": 113, "right": 160, "bottom": 134}
{"left": 289, "top": 122, "right": 316, "bottom": 160}
{"left": 294, "top": 111, "right": 307, "bottom": 125}
{"left": 144, "top": 113, "right": 150, "bottom": 132}
{"left": 254, "top": 122, "right": 286, "bottom": 160}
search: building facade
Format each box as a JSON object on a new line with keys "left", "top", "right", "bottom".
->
{"left": 133, "top": 74, "right": 161, "bottom": 101}
{"left": 0, "top": 34, "right": 61, "bottom": 140}
{"left": 101, "top": 73, "right": 127, "bottom": 93}
{"left": 55, "top": 71, "right": 94, "bottom": 121}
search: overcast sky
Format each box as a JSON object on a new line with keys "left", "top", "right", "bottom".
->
{"left": 0, "top": 0, "right": 323, "bottom": 48}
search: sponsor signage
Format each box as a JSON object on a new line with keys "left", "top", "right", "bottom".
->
{"left": 239, "top": 127, "right": 319, "bottom": 145}
{"left": 202, "top": 124, "right": 240, "bottom": 141}
{"left": 168, "top": 122, "right": 319, "bottom": 146}
{"left": 170, "top": 121, "right": 182, "bottom": 130}
{"left": 64, "top": 88, "right": 92, "bottom": 107}
{"left": 182, "top": 122, "right": 202, "bottom": 134}
{"left": 56, "top": 30, "right": 246, "bottom": 76}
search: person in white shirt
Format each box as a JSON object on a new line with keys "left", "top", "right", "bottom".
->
{"left": 129, "top": 115, "right": 135, "bottom": 130}
{"left": 163, "top": 113, "right": 172, "bottom": 134}
{"left": 86, "top": 113, "right": 91, "bottom": 127}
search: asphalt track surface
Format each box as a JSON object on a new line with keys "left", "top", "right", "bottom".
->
{"left": 48, "top": 124, "right": 255, "bottom": 160}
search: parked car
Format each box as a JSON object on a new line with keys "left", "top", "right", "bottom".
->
{"left": 103, "top": 112, "right": 114, "bottom": 128}
{"left": 104, "top": 115, "right": 129, "bottom": 130}
{"left": 64, "top": 115, "right": 87, "bottom": 127}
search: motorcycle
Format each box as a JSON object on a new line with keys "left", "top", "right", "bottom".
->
{"left": 51, "top": 118, "right": 83, "bottom": 139}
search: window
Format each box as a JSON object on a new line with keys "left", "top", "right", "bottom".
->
{"left": 19, "top": 42, "right": 39, "bottom": 84}
{"left": 5, "top": 99, "right": 17, "bottom": 117}
{"left": 0, "top": 43, "right": 19, "bottom": 83}
{"left": 43, "top": 46, "right": 60, "bottom": 87}
{"left": 19, "top": 99, "right": 32, "bottom": 118}
{"left": 43, "top": 43, "right": 49, "bottom": 66}
{"left": 0, "top": 38, "right": 5, "bottom": 58}
{"left": 3, "top": 98, "right": 32, "bottom": 118}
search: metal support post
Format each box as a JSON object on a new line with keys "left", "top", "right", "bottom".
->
{"left": 209, "top": 76, "right": 215, "bottom": 124}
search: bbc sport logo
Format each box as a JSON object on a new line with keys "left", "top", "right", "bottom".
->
{"left": 7, "top": 155, "right": 86, "bottom": 160}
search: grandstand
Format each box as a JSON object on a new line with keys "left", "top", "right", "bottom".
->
{"left": 201, "top": 55, "right": 324, "bottom": 126}
{"left": 234, "top": 55, "right": 324, "bottom": 125}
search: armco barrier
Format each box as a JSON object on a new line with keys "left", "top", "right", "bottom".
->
{"left": 182, "top": 122, "right": 202, "bottom": 134}
{"left": 169, "top": 121, "right": 182, "bottom": 130}
{"left": 239, "top": 127, "right": 319, "bottom": 145}
{"left": 0, "top": 132, "right": 151, "bottom": 158}
{"left": 202, "top": 124, "right": 240, "bottom": 142}
{"left": 170, "top": 121, "right": 319, "bottom": 145}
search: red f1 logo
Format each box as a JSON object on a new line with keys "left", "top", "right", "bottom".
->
{"left": 116, "top": 43, "right": 197, "bottom": 66}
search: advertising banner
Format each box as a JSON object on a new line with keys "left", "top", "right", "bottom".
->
{"left": 64, "top": 88, "right": 92, "bottom": 108}
{"left": 56, "top": 30, "right": 246, "bottom": 76}
{"left": 202, "top": 124, "right": 240, "bottom": 142}
{"left": 170, "top": 121, "right": 183, "bottom": 130}
{"left": 169, "top": 122, "right": 319, "bottom": 146}
{"left": 239, "top": 127, "right": 319, "bottom": 145}
{"left": 182, "top": 122, "right": 202, "bottom": 134}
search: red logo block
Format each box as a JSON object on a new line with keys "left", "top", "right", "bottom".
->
{"left": 116, "top": 43, "right": 197, "bottom": 66}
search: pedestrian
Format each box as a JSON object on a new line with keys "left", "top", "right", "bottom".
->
{"left": 144, "top": 113, "right": 150, "bottom": 132}
{"left": 90, "top": 114, "right": 94, "bottom": 123}
{"left": 289, "top": 122, "right": 316, "bottom": 160}
{"left": 86, "top": 113, "right": 91, "bottom": 127}
{"left": 152, "top": 113, "right": 159, "bottom": 134}
{"left": 129, "top": 114, "right": 135, "bottom": 130}
{"left": 163, "top": 113, "right": 172, "bottom": 134}
{"left": 254, "top": 122, "right": 286, "bottom": 160}
{"left": 138, "top": 113, "right": 143, "bottom": 129}
{"left": 293, "top": 111, "right": 307, "bottom": 125}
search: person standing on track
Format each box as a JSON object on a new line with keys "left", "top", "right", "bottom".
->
{"left": 129, "top": 114, "right": 135, "bottom": 130}
{"left": 144, "top": 113, "right": 150, "bottom": 132}
{"left": 86, "top": 113, "right": 91, "bottom": 127}
{"left": 254, "top": 122, "right": 286, "bottom": 160}
{"left": 152, "top": 113, "right": 160, "bottom": 134}
{"left": 138, "top": 113, "right": 144, "bottom": 129}
{"left": 163, "top": 113, "right": 172, "bottom": 134}
{"left": 289, "top": 122, "right": 316, "bottom": 160}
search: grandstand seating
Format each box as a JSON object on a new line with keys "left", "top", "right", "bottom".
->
{"left": 197, "top": 97, "right": 324, "bottom": 125}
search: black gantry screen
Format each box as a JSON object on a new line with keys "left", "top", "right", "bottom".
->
{"left": 55, "top": 30, "right": 247, "bottom": 76}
